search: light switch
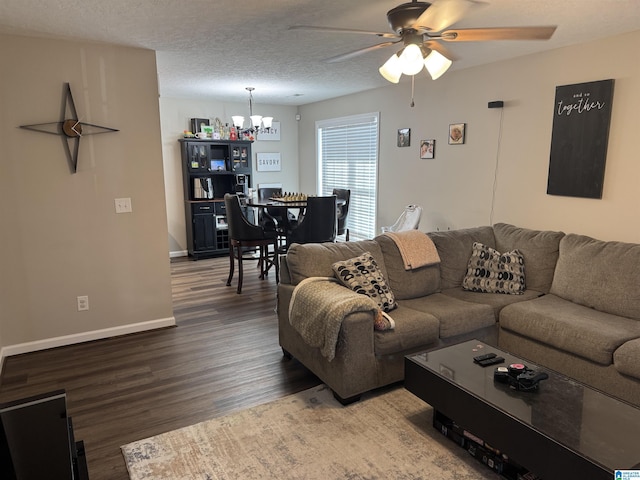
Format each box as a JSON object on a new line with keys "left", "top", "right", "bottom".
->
{"left": 115, "top": 197, "right": 132, "bottom": 214}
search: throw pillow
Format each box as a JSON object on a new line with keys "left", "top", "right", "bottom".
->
{"left": 462, "top": 242, "right": 526, "bottom": 295}
{"left": 332, "top": 252, "right": 397, "bottom": 312}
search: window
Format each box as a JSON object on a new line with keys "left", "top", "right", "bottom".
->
{"left": 316, "top": 112, "right": 379, "bottom": 240}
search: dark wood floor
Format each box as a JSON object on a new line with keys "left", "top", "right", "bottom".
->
{"left": 0, "top": 255, "right": 320, "bottom": 480}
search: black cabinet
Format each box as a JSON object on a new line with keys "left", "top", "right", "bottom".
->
{"left": 179, "top": 139, "right": 252, "bottom": 259}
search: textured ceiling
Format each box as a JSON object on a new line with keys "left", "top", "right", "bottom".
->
{"left": 1, "top": 0, "right": 639, "bottom": 105}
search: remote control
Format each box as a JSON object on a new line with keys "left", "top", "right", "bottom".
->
{"left": 478, "top": 356, "right": 505, "bottom": 367}
{"left": 473, "top": 353, "right": 497, "bottom": 363}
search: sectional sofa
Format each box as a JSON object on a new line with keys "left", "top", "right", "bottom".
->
{"left": 277, "top": 223, "right": 640, "bottom": 406}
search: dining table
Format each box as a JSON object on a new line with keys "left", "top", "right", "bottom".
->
{"left": 244, "top": 195, "right": 345, "bottom": 246}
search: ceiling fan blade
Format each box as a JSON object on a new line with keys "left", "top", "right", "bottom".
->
{"left": 413, "top": 0, "right": 486, "bottom": 32}
{"left": 440, "top": 26, "right": 557, "bottom": 41}
{"left": 423, "top": 40, "right": 459, "bottom": 62}
{"left": 289, "top": 25, "right": 398, "bottom": 39}
{"left": 324, "top": 41, "right": 400, "bottom": 63}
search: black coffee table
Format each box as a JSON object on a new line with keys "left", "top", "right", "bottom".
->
{"left": 405, "top": 340, "right": 640, "bottom": 480}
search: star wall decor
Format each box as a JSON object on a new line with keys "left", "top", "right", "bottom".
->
{"left": 19, "top": 83, "right": 118, "bottom": 173}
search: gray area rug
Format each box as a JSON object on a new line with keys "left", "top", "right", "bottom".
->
{"left": 121, "top": 384, "right": 501, "bottom": 479}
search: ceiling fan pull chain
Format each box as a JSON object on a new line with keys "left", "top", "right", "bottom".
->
{"left": 410, "top": 75, "right": 415, "bottom": 107}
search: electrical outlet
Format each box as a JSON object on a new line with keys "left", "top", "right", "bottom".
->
{"left": 115, "top": 197, "right": 132, "bottom": 214}
{"left": 77, "top": 295, "right": 89, "bottom": 311}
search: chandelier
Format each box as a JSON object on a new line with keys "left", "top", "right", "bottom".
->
{"left": 232, "top": 87, "right": 273, "bottom": 139}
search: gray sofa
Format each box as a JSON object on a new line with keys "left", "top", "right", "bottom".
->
{"left": 277, "top": 223, "right": 640, "bottom": 406}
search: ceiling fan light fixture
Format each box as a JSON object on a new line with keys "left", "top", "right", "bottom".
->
{"left": 399, "top": 43, "right": 424, "bottom": 76}
{"left": 424, "top": 50, "right": 452, "bottom": 80}
{"left": 379, "top": 53, "right": 402, "bottom": 83}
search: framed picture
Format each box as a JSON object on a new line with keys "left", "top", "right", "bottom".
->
{"left": 190, "top": 118, "right": 209, "bottom": 134}
{"left": 258, "top": 121, "right": 281, "bottom": 141}
{"left": 256, "top": 152, "right": 282, "bottom": 172}
{"left": 201, "top": 125, "right": 214, "bottom": 138}
{"left": 397, "top": 128, "right": 411, "bottom": 147}
{"left": 420, "top": 139, "right": 435, "bottom": 159}
{"left": 547, "top": 79, "right": 614, "bottom": 199}
{"left": 448, "top": 123, "right": 465, "bottom": 145}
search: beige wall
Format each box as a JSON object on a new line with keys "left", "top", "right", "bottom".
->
{"left": 298, "top": 30, "right": 640, "bottom": 243}
{"left": 0, "top": 34, "right": 174, "bottom": 359}
{"left": 159, "top": 98, "right": 300, "bottom": 255}
{"left": 2, "top": 27, "right": 638, "bottom": 359}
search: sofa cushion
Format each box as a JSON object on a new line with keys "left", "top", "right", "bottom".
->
{"left": 401, "top": 293, "right": 495, "bottom": 339}
{"left": 493, "top": 223, "right": 564, "bottom": 293}
{"left": 286, "top": 240, "right": 384, "bottom": 285}
{"left": 462, "top": 242, "right": 525, "bottom": 295}
{"left": 332, "top": 252, "right": 396, "bottom": 313}
{"left": 373, "top": 305, "right": 439, "bottom": 356}
{"left": 428, "top": 226, "right": 496, "bottom": 290}
{"left": 614, "top": 339, "right": 640, "bottom": 380}
{"left": 500, "top": 294, "right": 640, "bottom": 365}
{"left": 440, "top": 287, "right": 542, "bottom": 317}
{"left": 374, "top": 234, "right": 440, "bottom": 300}
{"left": 550, "top": 234, "right": 640, "bottom": 320}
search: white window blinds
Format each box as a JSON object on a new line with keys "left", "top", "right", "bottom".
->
{"left": 317, "top": 113, "right": 379, "bottom": 240}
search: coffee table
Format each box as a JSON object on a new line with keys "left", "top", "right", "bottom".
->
{"left": 405, "top": 340, "right": 640, "bottom": 480}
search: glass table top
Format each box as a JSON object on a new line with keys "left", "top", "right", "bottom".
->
{"left": 407, "top": 340, "right": 640, "bottom": 471}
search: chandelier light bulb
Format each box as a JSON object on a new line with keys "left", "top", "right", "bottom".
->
{"left": 262, "top": 117, "right": 273, "bottom": 129}
{"left": 231, "top": 116, "right": 245, "bottom": 129}
{"left": 250, "top": 115, "right": 263, "bottom": 128}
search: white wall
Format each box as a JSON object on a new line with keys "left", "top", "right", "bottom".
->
{"left": 298, "top": 30, "right": 640, "bottom": 243}
{"left": 0, "top": 34, "right": 174, "bottom": 358}
{"left": 159, "top": 98, "right": 300, "bottom": 255}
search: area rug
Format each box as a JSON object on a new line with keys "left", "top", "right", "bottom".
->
{"left": 121, "top": 384, "right": 500, "bottom": 480}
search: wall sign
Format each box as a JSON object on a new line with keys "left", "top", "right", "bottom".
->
{"left": 547, "top": 79, "right": 615, "bottom": 199}
{"left": 258, "top": 121, "right": 280, "bottom": 141}
{"left": 256, "top": 152, "right": 281, "bottom": 171}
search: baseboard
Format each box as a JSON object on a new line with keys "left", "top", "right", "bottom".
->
{"left": 0, "top": 317, "right": 176, "bottom": 369}
{"left": 170, "top": 250, "right": 188, "bottom": 258}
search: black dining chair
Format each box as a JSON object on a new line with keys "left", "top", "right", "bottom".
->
{"left": 332, "top": 188, "right": 351, "bottom": 241}
{"left": 286, "top": 195, "right": 337, "bottom": 247}
{"left": 224, "top": 194, "right": 279, "bottom": 294}
{"left": 257, "top": 187, "right": 297, "bottom": 244}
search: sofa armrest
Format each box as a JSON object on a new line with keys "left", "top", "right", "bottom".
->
{"left": 277, "top": 282, "right": 379, "bottom": 399}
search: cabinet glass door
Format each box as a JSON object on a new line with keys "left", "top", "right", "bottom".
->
{"left": 189, "top": 144, "right": 209, "bottom": 171}
{"left": 231, "top": 143, "right": 250, "bottom": 171}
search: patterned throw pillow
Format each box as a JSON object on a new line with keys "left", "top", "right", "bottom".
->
{"left": 462, "top": 242, "right": 526, "bottom": 295}
{"left": 332, "top": 252, "right": 397, "bottom": 312}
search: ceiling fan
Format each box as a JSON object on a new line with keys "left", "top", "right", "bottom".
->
{"left": 290, "top": 0, "right": 557, "bottom": 84}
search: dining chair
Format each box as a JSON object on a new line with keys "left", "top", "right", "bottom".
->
{"left": 224, "top": 193, "right": 279, "bottom": 294}
{"left": 286, "top": 195, "right": 337, "bottom": 247}
{"left": 332, "top": 188, "right": 351, "bottom": 241}
{"left": 380, "top": 204, "right": 423, "bottom": 233}
{"left": 257, "top": 187, "right": 297, "bottom": 243}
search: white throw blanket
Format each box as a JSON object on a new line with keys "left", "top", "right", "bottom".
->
{"left": 288, "top": 277, "right": 379, "bottom": 361}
